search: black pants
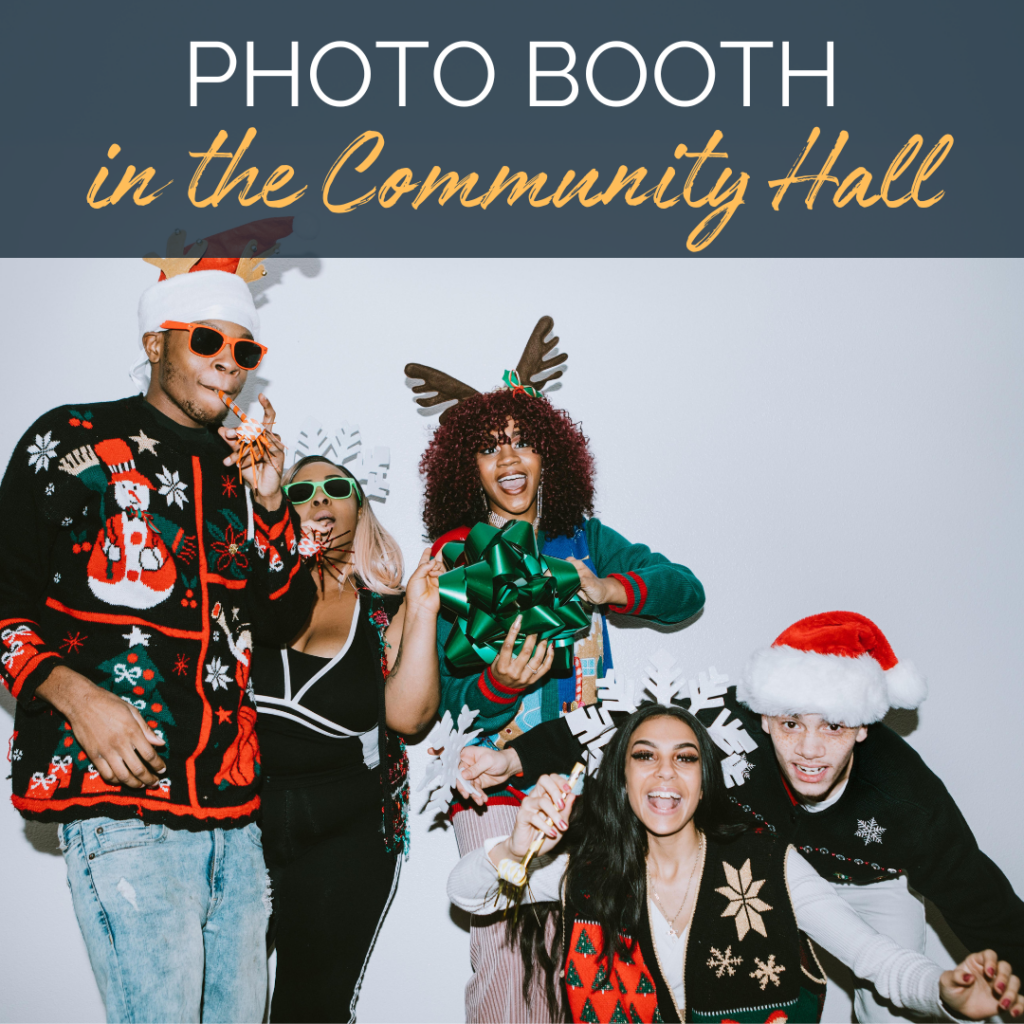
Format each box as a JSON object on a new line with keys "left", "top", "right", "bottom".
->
{"left": 261, "top": 765, "right": 399, "bottom": 1023}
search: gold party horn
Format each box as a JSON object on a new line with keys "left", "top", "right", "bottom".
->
{"left": 497, "top": 761, "right": 586, "bottom": 890}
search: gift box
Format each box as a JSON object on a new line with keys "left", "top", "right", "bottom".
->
{"left": 49, "top": 755, "right": 74, "bottom": 788}
{"left": 26, "top": 772, "right": 58, "bottom": 798}
{"left": 80, "top": 767, "right": 122, "bottom": 795}
{"left": 438, "top": 520, "right": 591, "bottom": 675}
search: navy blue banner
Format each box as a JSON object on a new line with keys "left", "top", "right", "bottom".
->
{"left": 5, "top": 0, "right": 1021, "bottom": 255}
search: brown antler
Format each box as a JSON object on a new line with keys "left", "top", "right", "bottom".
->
{"left": 142, "top": 229, "right": 210, "bottom": 277}
{"left": 515, "top": 316, "right": 567, "bottom": 390}
{"left": 235, "top": 237, "right": 281, "bottom": 283}
{"left": 405, "top": 364, "right": 479, "bottom": 423}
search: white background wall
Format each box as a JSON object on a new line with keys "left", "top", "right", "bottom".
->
{"left": 0, "top": 258, "right": 1020, "bottom": 1024}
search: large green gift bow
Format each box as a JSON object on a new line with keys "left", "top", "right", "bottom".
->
{"left": 438, "top": 520, "right": 592, "bottom": 675}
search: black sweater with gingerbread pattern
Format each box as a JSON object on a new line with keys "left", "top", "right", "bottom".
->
{"left": 1, "top": 396, "right": 316, "bottom": 829}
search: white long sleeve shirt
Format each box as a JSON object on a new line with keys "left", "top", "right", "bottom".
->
{"left": 448, "top": 839, "right": 954, "bottom": 1020}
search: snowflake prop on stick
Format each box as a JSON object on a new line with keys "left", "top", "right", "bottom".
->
{"left": 292, "top": 418, "right": 391, "bottom": 503}
{"left": 418, "top": 706, "right": 482, "bottom": 816}
{"left": 218, "top": 391, "right": 277, "bottom": 494}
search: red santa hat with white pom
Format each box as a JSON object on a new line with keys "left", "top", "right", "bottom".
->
{"left": 737, "top": 611, "right": 927, "bottom": 726}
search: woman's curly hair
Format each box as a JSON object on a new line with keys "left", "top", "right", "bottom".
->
{"left": 420, "top": 390, "right": 595, "bottom": 540}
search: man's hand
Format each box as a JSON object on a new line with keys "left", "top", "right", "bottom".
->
{"left": 454, "top": 746, "right": 523, "bottom": 805}
{"left": 940, "top": 950, "right": 1022, "bottom": 1019}
{"left": 219, "top": 393, "right": 286, "bottom": 509}
{"left": 565, "top": 557, "right": 627, "bottom": 607}
{"left": 36, "top": 666, "right": 166, "bottom": 789}
{"left": 489, "top": 615, "right": 555, "bottom": 690}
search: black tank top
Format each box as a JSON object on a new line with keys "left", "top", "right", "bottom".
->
{"left": 252, "top": 591, "right": 381, "bottom": 778}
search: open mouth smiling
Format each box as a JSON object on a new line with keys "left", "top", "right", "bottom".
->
{"left": 646, "top": 789, "right": 683, "bottom": 814}
{"left": 496, "top": 472, "right": 528, "bottom": 495}
{"left": 792, "top": 763, "right": 830, "bottom": 782}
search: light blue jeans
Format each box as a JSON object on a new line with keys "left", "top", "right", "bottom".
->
{"left": 59, "top": 817, "right": 271, "bottom": 1024}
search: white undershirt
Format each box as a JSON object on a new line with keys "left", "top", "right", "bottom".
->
{"left": 448, "top": 838, "right": 954, "bottom": 1020}
{"left": 802, "top": 776, "right": 849, "bottom": 813}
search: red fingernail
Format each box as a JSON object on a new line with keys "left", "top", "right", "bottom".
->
{"left": 1011, "top": 1008, "right": 1020, "bottom": 1017}
{"left": 1002, "top": 999, "right": 1011, "bottom": 1010}
{"left": 559, "top": 820, "right": 568, "bottom": 829}
{"left": 998, "top": 982, "right": 1007, "bottom": 994}
{"left": 987, "top": 967, "right": 996, "bottom": 978}
{"left": 963, "top": 974, "right": 974, "bottom": 984}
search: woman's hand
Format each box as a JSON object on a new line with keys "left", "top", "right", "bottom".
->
{"left": 454, "top": 746, "right": 523, "bottom": 805}
{"left": 940, "top": 950, "right": 1022, "bottom": 1019}
{"left": 405, "top": 548, "right": 444, "bottom": 616}
{"left": 565, "top": 557, "right": 627, "bottom": 607}
{"left": 507, "top": 773, "right": 576, "bottom": 858}
{"left": 489, "top": 615, "right": 555, "bottom": 690}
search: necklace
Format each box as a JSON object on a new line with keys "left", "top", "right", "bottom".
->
{"left": 487, "top": 510, "right": 538, "bottom": 533}
{"left": 647, "top": 835, "right": 704, "bottom": 936}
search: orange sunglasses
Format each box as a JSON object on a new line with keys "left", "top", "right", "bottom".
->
{"left": 160, "top": 320, "right": 268, "bottom": 370}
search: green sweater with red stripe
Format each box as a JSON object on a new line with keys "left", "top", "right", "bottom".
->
{"left": 435, "top": 517, "right": 704, "bottom": 735}
{"left": 1, "top": 396, "right": 315, "bottom": 829}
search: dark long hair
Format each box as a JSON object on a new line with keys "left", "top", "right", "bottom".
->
{"left": 511, "top": 704, "right": 745, "bottom": 1018}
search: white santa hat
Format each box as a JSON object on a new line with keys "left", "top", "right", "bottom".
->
{"left": 129, "top": 217, "right": 295, "bottom": 392}
{"left": 737, "top": 610, "right": 927, "bottom": 726}
{"left": 131, "top": 270, "right": 260, "bottom": 392}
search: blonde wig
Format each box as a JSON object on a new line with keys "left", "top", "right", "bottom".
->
{"left": 285, "top": 456, "right": 404, "bottom": 596}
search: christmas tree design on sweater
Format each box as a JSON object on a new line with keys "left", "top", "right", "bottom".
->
{"left": 43, "top": 629, "right": 175, "bottom": 799}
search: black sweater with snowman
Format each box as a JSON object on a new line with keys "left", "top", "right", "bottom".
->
{"left": 1, "top": 396, "right": 315, "bottom": 829}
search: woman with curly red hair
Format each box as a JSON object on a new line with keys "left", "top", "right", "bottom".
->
{"left": 409, "top": 317, "right": 706, "bottom": 1023}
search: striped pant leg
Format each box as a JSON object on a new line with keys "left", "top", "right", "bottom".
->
{"left": 453, "top": 802, "right": 557, "bottom": 1024}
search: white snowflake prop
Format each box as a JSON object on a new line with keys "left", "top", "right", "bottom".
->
{"left": 707, "top": 706, "right": 759, "bottom": 758}
{"left": 597, "top": 668, "right": 642, "bottom": 714}
{"left": 682, "top": 667, "right": 730, "bottom": 716}
{"left": 642, "top": 649, "right": 686, "bottom": 705}
{"left": 720, "top": 752, "right": 755, "bottom": 790}
{"left": 564, "top": 701, "right": 616, "bottom": 775}
{"left": 292, "top": 418, "right": 391, "bottom": 503}
{"left": 419, "top": 705, "right": 482, "bottom": 816}
{"left": 27, "top": 432, "right": 60, "bottom": 473}
{"left": 854, "top": 817, "right": 886, "bottom": 845}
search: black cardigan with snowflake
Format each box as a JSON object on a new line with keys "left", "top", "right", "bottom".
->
{"left": 720, "top": 694, "right": 1024, "bottom": 968}
{"left": 1, "top": 396, "right": 315, "bottom": 830}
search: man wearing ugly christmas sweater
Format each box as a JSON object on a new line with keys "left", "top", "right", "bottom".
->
{"left": 725, "top": 611, "right": 1024, "bottom": 1022}
{"left": 0, "top": 258, "right": 315, "bottom": 1023}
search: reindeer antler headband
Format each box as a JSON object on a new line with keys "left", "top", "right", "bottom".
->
{"left": 405, "top": 315, "right": 568, "bottom": 423}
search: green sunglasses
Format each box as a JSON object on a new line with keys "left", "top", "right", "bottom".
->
{"left": 282, "top": 476, "right": 363, "bottom": 506}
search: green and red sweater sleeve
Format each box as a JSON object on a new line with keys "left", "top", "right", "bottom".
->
{"left": 0, "top": 409, "right": 75, "bottom": 708}
{"left": 585, "top": 517, "right": 704, "bottom": 625}
{"left": 436, "top": 615, "right": 525, "bottom": 733}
